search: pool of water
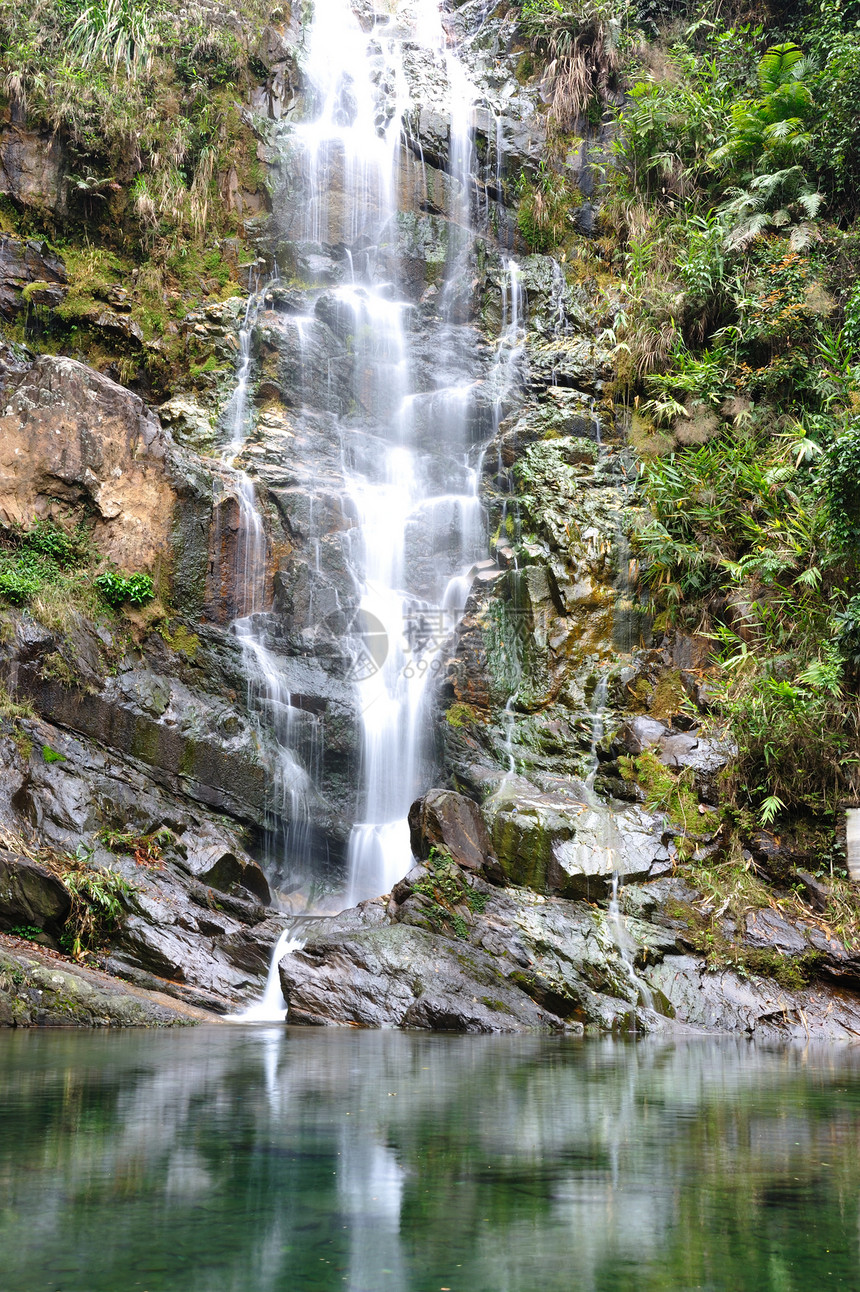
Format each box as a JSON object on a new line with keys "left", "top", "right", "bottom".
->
{"left": 1, "top": 1028, "right": 859, "bottom": 1291}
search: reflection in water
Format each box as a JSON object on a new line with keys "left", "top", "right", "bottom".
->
{"left": 1, "top": 1030, "right": 860, "bottom": 1291}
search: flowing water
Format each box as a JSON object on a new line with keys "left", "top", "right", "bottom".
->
{"left": 222, "top": 0, "right": 526, "bottom": 906}
{"left": 234, "top": 927, "right": 303, "bottom": 1022}
{"left": 3, "top": 1029, "right": 860, "bottom": 1292}
{"left": 218, "top": 290, "right": 322, "bottom": 892}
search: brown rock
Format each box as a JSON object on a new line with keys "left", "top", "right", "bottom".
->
{"left": 0, "top": 125, "right": 68, "bottom": 217}
{"left": 408, "top": 788, "right": 500, "bottom": 877}
{"left": 0, "top": 356, "right": 177, "bottom": 571}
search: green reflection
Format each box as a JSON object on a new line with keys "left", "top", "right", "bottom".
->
{"left": 0, "top": 1030, "right": 858, "bottom": 1292}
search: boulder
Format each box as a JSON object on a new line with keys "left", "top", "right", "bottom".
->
{"left": 483, "top": 776, "right": 670, "bottom": 898}
{"left": 408, "top": 788, "right": 499, "bottom": 877}
{"left": 279, "top": 922, "right": 567, "bottom": 1032}
{"left": 0, "top": 941, "right": 219, "bottom": 1027}
{"left": 0, "top": 356, "right": 176, "bottom": 571}
{"left": 646, "top": 955, "right": 860, "bottom": 1041}
{"left": 0, "top": 850, "right": 71, "bottom": 936}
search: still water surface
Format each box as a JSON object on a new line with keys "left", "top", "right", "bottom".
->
{"left": 1, "top": 1028, "right": 859, "bottom": 1292}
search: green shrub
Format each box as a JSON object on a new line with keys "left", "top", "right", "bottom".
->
{"left": 59, "top": 861, "right": 137, "bottom": 959}
{"left": 515, "top": 165, "right": 580, "bottom": 252}
{"left": 825, "top": 428, "right": 860, "bottom": 552}
{"left": 94, "top": 570, "right": 155, "bottom": 607}
{"left": 0, "top": 563, "right": 42, "bottom": 606}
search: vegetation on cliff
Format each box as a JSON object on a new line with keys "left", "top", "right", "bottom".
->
{"left": 517, "top": 0, "right": 860, "bottom": 847}
{"left": 0, "top": 0, "right": 279, "bottom": 394}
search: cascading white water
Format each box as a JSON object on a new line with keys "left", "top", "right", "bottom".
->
{"left": 272, "top": 0, "right": 522, "bottom": 904}
{"left": 608, "top": 873, "right": 655, "bottom": 1014}
{"left": 219, "top": 297, "right": 319, "bottom": 891}
{"left": 585, "top": 674, "right": 610, "bottom": 789}
{"left": 223, "top": 0, "right": 527, "bottom": 929}
{"left": 235, "top": 928, "right": 304, "bottom": 1022}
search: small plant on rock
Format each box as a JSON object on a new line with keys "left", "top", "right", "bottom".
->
{"left": 94, "top": 570, "right": 155, "bottom": 608}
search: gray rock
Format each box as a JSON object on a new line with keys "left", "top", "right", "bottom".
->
{"left": 617, "top": 716, "right": 668, "bottom": 754}
{"left": 182, "top": 837, "right": 271, "bottom": 905}
{"left": 646, "top": 955, "right": 860, "bottom": 1041}
{"left": 0, "top": 851, "right": 71, "bottom": 937}
{"left": 280, "top": 923, "right": 568, "bottom": 1032}
{"left": 741, "top": 908, "right": 809, "bottom": 956}
{"left": 483, "top": 775, "right": 668, "bottom": 898}
{"left": 0, "top": 234, "right": 67, "bottom": 320}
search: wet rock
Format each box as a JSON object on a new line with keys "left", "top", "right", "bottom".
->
{"left": 281, "top": 855, "right": 685, "bottom": 1034}
{"left": 93, "top": 310, "right": 143, "bottom": 344}
{"left": 408, "top": 788, "right": 500, "bottom": 877}
{"left": 617, "top": 716, "right": 669, "bottom": 755}
{"left": 646, "top": 954, "right": 860, "bottom": 1040}
{"left": 182, "top": 838, "right": 271, "bottom": 905}
{"left": 280, "top": 923, "right": 568, "bottom": 1032}
{"left": 482, "top": 775, "right": 668, "bottom": 898}
{"left": 0, "top": 937, "right": 218, "bottom": 1027}
{"left": 0, "top": 850, "right": 71, "bottom": 938}
{"left": 796, "top": 870, "right": 830, "bottom": 913}
{"left": 549, "top": 807, "right": 667, "bottom": 898}
{"left": 740, "top": 908, "right": 809, "bottom": 956}
{"left": 0, "top": 234, "right": 67, "bottom": 320}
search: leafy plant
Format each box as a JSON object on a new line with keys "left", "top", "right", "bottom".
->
{"left": 9, "top": 924, "right": 44, "bottom": 942}
{"left": 0, "top": 517, "right": 100, "bottom": 615}
{"left": 708, "top": 44, "right": 815, "bottom": 174}
{"left": 60, "top": 863, "right": 137, "bottom": 959}
{"left": 98, "top": 826, "right": 171, "bottom": 868}
{"left": 515, "top": 164, "right": 580, "bottom": 252}
{"left": 517, "top": 0, "right": 635, "bottom": 131}
{"left": 67, "top": 0, "right": 156, "bottom": 75}
{"left": 94, "top": 570, "right": 155, "bottom": 608}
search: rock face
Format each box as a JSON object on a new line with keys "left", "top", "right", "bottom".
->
{"left": 0, "top": 356, "right": 179, "bottom": 571}
{"left": 479, "top": 775, "right": 672, "bottom": 898}
{"left": 276, "top": 854, "right": 860, "bottom": 1040}
{"left": 0, "top": 234, "right": 66, "bottom": 319}
{"left": 0, "top": 850, "right": 71, "bottom": 939}
{"left": 0, "top": 124, "right": 68, "bottom": 219}
{"left": 0, "top": 345, "right": 360, "bottom": 887}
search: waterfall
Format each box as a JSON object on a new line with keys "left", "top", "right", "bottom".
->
{"left": 234, "top": 927, "right": 303, "bottom": 1022}
{"left": 219, "top": 295, "right": 319, "bottom": 895}
{"left": 223, "top": 0, "right": 525, "bottom": 916}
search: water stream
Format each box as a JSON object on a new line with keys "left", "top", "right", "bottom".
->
{"left": 234, "top": 927, "right": 303, "bottom": 1022}
{"left": 222, "top": 0, "right": 526, "bottom": 918}
{"left": 218, "top": 293, "right": 319, "bottom": 893}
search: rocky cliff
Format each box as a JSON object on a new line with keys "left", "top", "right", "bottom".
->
{"left": 0, "top": 0, "right": 858, "bottom": 1038}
